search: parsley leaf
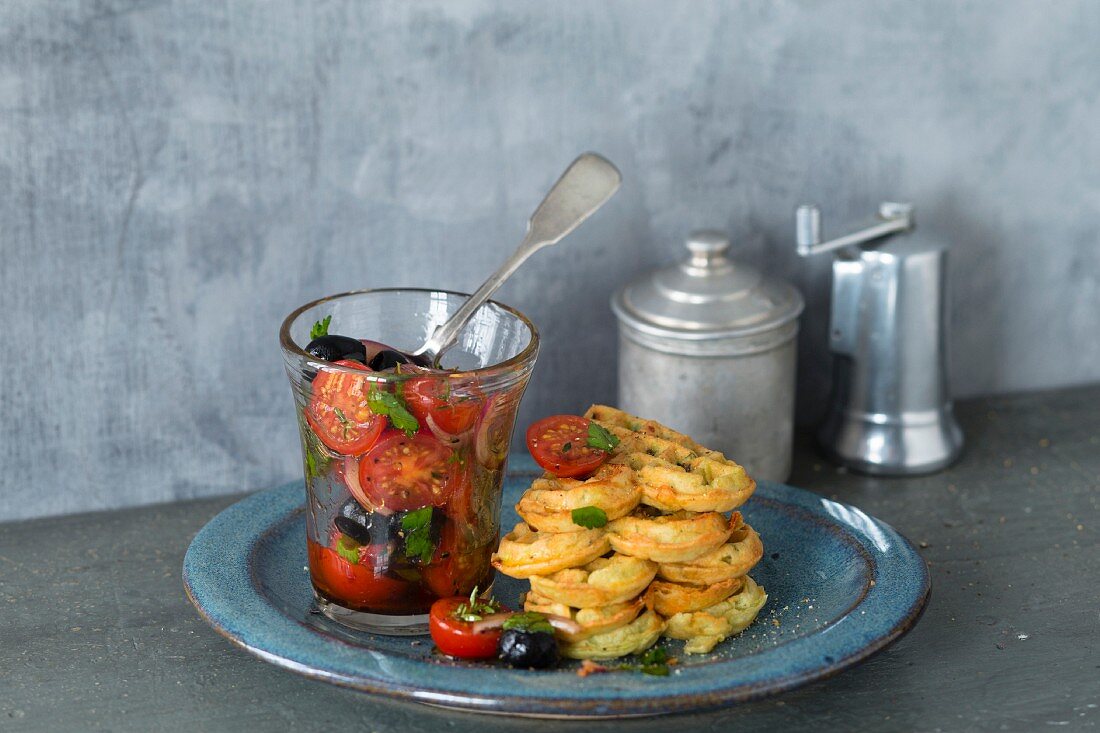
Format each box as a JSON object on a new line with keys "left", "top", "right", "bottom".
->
{"left": 401, "top": 506, "right": 434, "bottom": 563}
{"left": 368, "top": 387, "right": 419, "bottom": 436}
{"left": 587, "top": 422, "right": 620, "bottom": 452}
{"left": 335, "top": 535, "right": 360, "bottom": 565}
{"left": 299, "top": 416, "right": 332, "bottom": 481}
{"left": 641, "top": 663, "right": 671, "bottom": 676}
{"left": 571, "top": 505, "right": 608, "bottom": 529}
{"left": 310, "top": 315, "right": 332, "bottom": 340}
{"left": 333, "top": 407, "right": 353, "bottom": 439}
{"left": 617, "top": 646, "right": 671, "bottom": 676}
{"left": 451, "top": 586, "right": 501, "bottom": 622}
{"left": 502, "top": 611, "right": 554, "bottom": 634}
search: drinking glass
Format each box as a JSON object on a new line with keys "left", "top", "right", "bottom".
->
{"left": 279, "top": 288, "right": 538, "bottom": 634}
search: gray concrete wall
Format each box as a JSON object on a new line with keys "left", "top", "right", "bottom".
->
{"left": 2, "top": 1, "right": 1098, "bottom": 521}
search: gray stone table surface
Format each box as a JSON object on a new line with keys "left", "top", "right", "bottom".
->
{"left": 1, "top": 386, "right": 1098, "bottom": 732}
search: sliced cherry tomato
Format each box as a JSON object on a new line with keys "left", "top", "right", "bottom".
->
{"left": 306, "top": 360, "right": 385, "bottom": 455}
{"left": 429, "top": 596, "right": 505, "bottom": 659}
{"left": 403, "top": 377, "right": 483, "bottom": 435}
{"left": 526, "top": 415, "right": 609, "bottom": 478}
{"left": 358, "top": 431, "right": 457, "bottom": 511}
{"left": 421, "top": 517, "right": 493, "bottom": 598}
{"left": 307, "top": 539, "right": 408, "bottom": 609}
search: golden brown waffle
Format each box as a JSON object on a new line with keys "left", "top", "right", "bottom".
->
{"left": 649, "top": 576, "right": 743, "bottom": 616}
{"left": 656, "top": 512, "right": 763, "bottom": 585}
{"left": 523, "top": 592, "right": 646, "bottom": 642}
{"left": 491, "top": 523, "right": 610, "bottom": 578}
{"left": 663, "top": 576, "right": 768, "bottom": 654}
{"left": 516, "top": 463, "right": 641, "bottom": 533}
{"left": 559, "top": 609, "right": 666, "bottom": 660}
{"left": 527, "top": 554, "right": 656, "bottom": 608}
{"left": 606, "top": 510, "right": 734, "bottom": 563}
{"left": 585, "top": 405, "right": 756, "bottom": 513}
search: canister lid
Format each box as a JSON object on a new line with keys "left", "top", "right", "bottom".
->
{"left": 612, "top": 229, "right": 804, "bottom": 344}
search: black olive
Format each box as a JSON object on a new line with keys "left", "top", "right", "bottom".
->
{"left": 306, "top": 335, "right": 367, "bottom": 364}
{"left": 367, "top": 348, "right": 434, "bottom": 370}
{"left": 368, "top": 348, "right": 411, "bottom": 370}
{"left": 333, "top": 498, "right": 401, "bottom": 546}
{"left": 333, "top": 500, "right": 445, "bottom": 553}
{"left": 498, "top": 628, "right": 559, "bottom": 669}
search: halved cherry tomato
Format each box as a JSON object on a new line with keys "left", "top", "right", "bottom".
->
{"left": 526, "top": 415, "right": 608, "bottom": 478}
{"left": 358, "top": 431, "right": 457, "bottom": 511}
{"left": 307, "top": 539, "right": 408, "bottom": 609}
{"left": 403, "top": 376, "right": 483, "bottom": 435}
{"left": 306, "top": 360, "right": 385, "bottom": 455}
{"left": 429, "top": 596, "right": 505, "bottom": 659}
{"left": 421, "top": 517, "right": 493, "bottom": 598}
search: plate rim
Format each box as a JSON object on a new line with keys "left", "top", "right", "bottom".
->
{"left": 183, "top": 465, "right": 930, "bottom": 718}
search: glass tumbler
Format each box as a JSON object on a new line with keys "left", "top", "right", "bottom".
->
{"left": 279, "top": 289, "right": 538, "bottom": 634}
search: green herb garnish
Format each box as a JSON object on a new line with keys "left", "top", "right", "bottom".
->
{"left": 305, "top": 447, "right": 322, "bottom": 481}
{"left": 333, "top": 407, "right": 353, "bottom": 438}
{"left": 335, "top": 534, "right": 360, "bottom": 565}
{"left": 617, "top": 647, "right": 671, "bottom": 676}
{"left": 502, "top": 611, "right": 555, "bottom": 634}
{"left": 562, "top": 441, "right": 572, "bottom": 453}
{"left": 571, "top": 505, "right": 609, "bottom": 529}
{"left": 310, "top": 315, "right": 332, "bottom": 340}
{"left": 299, "top": 417, "right": 332, "bottom": 481}
{"left": 368, "top": 387, "right": 420, "bottom": 436}
{"left": 451, "top": 586, "right": 502, "bottom": 622}
{"left": 587, "top": 422, "right": 620, "bottom": 452}
{"left": 401, "top": 506, "right": 435, "bottom": 563}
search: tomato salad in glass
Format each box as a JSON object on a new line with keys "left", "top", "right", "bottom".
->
{"left": 280, "top": 290, "right": 537, "bottom": 634}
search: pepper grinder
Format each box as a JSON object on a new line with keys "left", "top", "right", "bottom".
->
{"left": 796, "top": 202, "right": 964, "bottom": 475}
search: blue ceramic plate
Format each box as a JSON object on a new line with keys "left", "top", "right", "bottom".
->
{"left": 183, "top": 455, "right": 929, "bottom": 718}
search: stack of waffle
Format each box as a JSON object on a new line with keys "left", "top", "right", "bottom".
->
{"left": 492, "top": 406, "right": 768, "bottom": 658}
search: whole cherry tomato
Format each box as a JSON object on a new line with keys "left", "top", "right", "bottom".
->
{"left": 428, "top": 595, "right": 506, "bottom": 659}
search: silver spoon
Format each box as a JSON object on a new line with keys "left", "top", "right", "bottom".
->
{"left": 412, "top": 152, "right": 622, "bottom": 366}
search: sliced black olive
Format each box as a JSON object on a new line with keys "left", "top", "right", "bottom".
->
{"left": 498, "top": 628, "right": 559, "bottom": 669}
{"left": 333, "top": 498, "right": 401, "bottom": 545}
{"left": 306, "top": 335, "right": 367, "bottom": 364}
{"left": 334, "top": 500, "right": 445, "bottom": 550}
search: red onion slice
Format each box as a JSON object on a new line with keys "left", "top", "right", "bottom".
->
{"left": 468, "top": 612, "right": 583, "bottom": 637}
{"left": 425, "top": 413, "right": 464, "bottom": 447}
{"left": 545, "top": 614, "right": 583, "bottom": 636}
{"left": 474, "top": 394, "right": 510, "bottom": 469}
{"left": 468, "top": 613, "right": 514, "bottom": 635}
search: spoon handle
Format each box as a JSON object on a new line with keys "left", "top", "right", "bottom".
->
{"left": 418, "top": 153, "right": 621, "bottom": 362}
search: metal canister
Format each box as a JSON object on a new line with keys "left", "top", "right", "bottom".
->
{"left": 611, "top": 230, "right": 805, "bottom": 482}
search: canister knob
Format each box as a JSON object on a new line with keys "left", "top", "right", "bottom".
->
{"left": 685, "top": 230, "right": 731, "bottom": 268}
